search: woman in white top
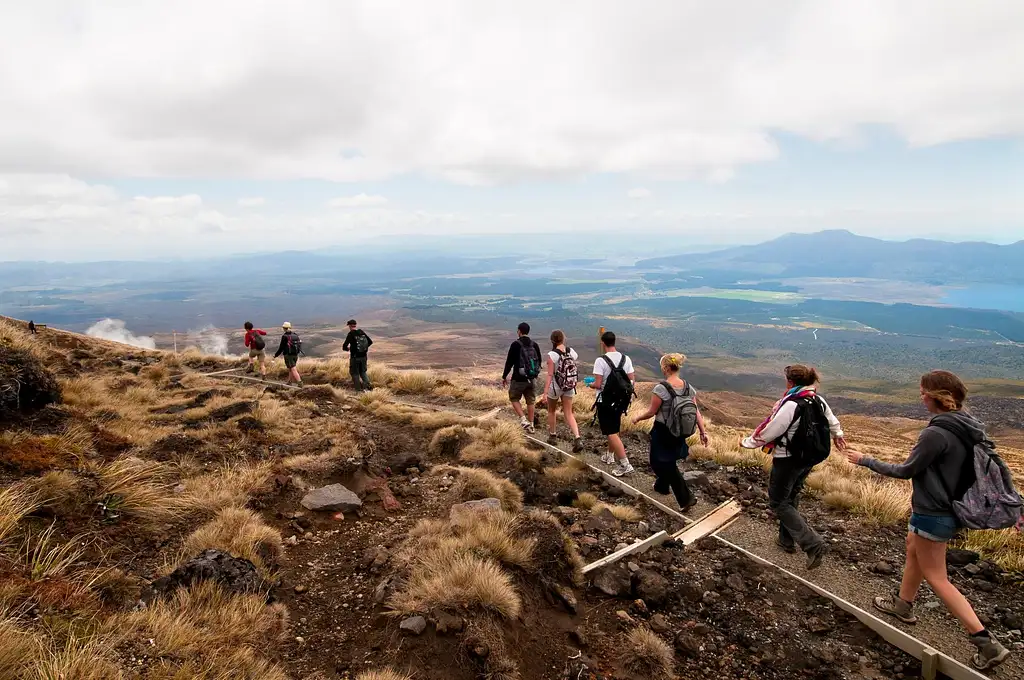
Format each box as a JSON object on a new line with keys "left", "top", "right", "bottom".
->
{"left": 544, "top": 329, "right": 584, "bottom": 453}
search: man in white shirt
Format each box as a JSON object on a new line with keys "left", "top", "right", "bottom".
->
{"left": 589, "top": 330, "right": 635, "bottom": 476}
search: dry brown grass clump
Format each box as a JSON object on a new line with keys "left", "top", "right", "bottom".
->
{"left": 436, "top": 465, "right": 524, "bottom": 513}
{"left": 0, "top": 486, "right": 40, "bottom": 545}
{"left": 570, "top": 491, "right": 642, "bottom": 523}
{"left": 95, "top": 456, "right": 182, "bottom": 524}
{"left": 429, "top": 424, "right": 472, "bottom": 458}
{"left": 403, "top": 513, "right": 536, "bottom": 572}
{"left": 356, "top": 669, "right": 411, "bottom": 680}
{"left": 182, "top": 507, "right": 283, "bottom": 573}
{"left": 622, "top": 627, "right": 674, "bottom": 679}
{"left": 177, "top": 462, "right": 273, "bottom": 517}
{"left": 956, "top": 529, "right": 1024, "bottom": 573}
{"left": 390, "top": 552, "right": 521, "bottom": 620}
{"left": 433, "top": 382, "right": 507, "bottom": 408}
{"left": 0, "top": 319, "right": 61, "bottom": 417}
{"left": 543, "top": 456, "right": 588, "bottom": 484}
{"left": 0, "top": 426, "right": 91, "bottom": 474}
{"left": 390, "top": 370, "right": 438, "bottom": 395}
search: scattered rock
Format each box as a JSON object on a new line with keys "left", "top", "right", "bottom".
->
{"left": 947, "top": 549, "right": 980, "bottom": 566}
{"left": 432, "top": 611, "right": 465, "bottom": 635}
{"left": 388, "top": 451, "right": 421, "bottom": 474}
{"left": 872, "top": 561, "right": 895, "bottom": 576}
{"left": 151, "top": 549, "right": 267, "bottom": 596}
{"left": 683, "top": 470, "right": 710, "bottom": 488}
{"left": 591, "top": 563, "right": 632, "bottom": 598}
{"left": 569, "top": 627, "right": 588, "bottom": 647}
{"left": 725, "top": 573, "right": 746, "bottom": 592}
{"left": 615, "top": 610, "right": 635, "bottom": 625}
{"left": 585, "top": 507, "right": 621, "bottom": 533}
{"left": 360, "top": 546, "right": 390, "bottom": 571}
{"left": 294, "top": 584, "right": 308, "bottom": 594}
{"left": 964, "top": 563, "right": 982, "bottom": 576}
{"left": 627, "top": 561, "right": 640, "bottom": 573}
{"left": 806, "top": 616, "right": 834, "bottom": 634}
{"left": 400, "top": 615, "right": 427, "bottom": 635}
{"left": 1003, "top": 613, "right": 1023, "bottom": 630}
{"left": 449, "top": 498, "right": 502, "bottom": 524}
{"left": 552, "top": 583, "right": 578, "bottom": 614}
{"left": 300, "top": 484, "right": 362, "bottom": 512}
{"left": 675, "top": 632, "right": 702, "bottom": 658}
{"left": 650, "top": 613, "right": 673, "bottom": 634}
{"left": 284, "top": 535, "right": 298, "bottom": 546}
{"left": 633, "top": 569, "right": 670, "bottom": 606}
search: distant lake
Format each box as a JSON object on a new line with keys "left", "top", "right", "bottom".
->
{"left": 942, "top": 286, "right": 1024, "bottom": 313}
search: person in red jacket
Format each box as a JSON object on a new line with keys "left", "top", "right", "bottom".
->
{"left": 243, "top": 321, "right": 267, "bottom": 377}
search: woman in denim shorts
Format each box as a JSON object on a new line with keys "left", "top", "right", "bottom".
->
{"left": 846, "top": 370, "right": 1009, "bottom": 670}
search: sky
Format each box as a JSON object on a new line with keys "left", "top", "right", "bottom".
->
{"left": 1, "top": 1, "right": 1022, "bottom": 262}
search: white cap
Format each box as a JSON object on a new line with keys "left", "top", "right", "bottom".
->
{"left": 282, "top": 321, "right": 292, "bottom": 329}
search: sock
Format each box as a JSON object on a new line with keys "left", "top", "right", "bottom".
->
{"left": 974, "top": 629, "right": 991, "bottom": 639}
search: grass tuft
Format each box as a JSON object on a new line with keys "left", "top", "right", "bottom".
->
{"left": 356, "top": 669, "right": 411, "bottom": 680}
{"left": 182, "top": 507, "right": 283, "bottom": 573}
{"left": 438, "top": 465, "right": 524, "bottom": 513}
{"left": 389, "top": 552, "right": 521, "bottom": 620}
{"left": 622, "top": 627, "right": 674, "bottom": 679}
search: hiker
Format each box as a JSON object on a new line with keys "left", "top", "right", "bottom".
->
{"left": 243, "top": 321, "right": 267, "bottom": 377}
{"left": 544, "top": 329, "right": 583, "bottom": 452}
{"left": 632, "top": 353, "right": 709, "bottom": 511}
{"left": 342, "top": 319, "right": 373, "bottom": 392}
{"left": 27, "top": 320, "right": 36, "bottom": 335}
{"left": 846, "top": 370, "right": 1011, "bottom": 670}
{"left": 273, "top": 322, "right": 303, "bottom": 386}
{"left": 740, "top": 364, "right": 845, "bottom": 569}
{"left": 502, "top": 322, "right": 543, "bottom": 433}
{"left": 590, "top": 330, "right": 636, "bottom": 477}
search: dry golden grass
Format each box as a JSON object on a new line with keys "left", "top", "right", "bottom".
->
{"left": 182, "top": 507, "right": 282, "bottom": 573}
{"left": 29, "top": 635, "right": 123, "bottom": 680}
{"left": 597, "top": 503, "right": 644, "bottom": 523}
{"left": 356, "top": 670, "right": 411, "bottom": 680}
{"left": 20, "top": 523, "right": 88, "bottom": 581}
{"left": 955, "top": 530, "right": 1024, "bottom": 573}
{"left": 543, "top": 457, "right": 588, "bottom": 484}
{"left": 428, "top": 424, "right": 472, "bottom": 458}
{"left": 111, "top": 581, "right": 288, "bottom": 673}
{"left": 408, "top": 512, "right": 537, "bottom": 571}
{"left": 437, "top": 465, "right": 524, "bottom": 513}
{"left": 433, "top": 383, "right": 507, "bottom": 408}
{"left": 572, "top": 491, "right": 599, "bottom": 511}
{"left": 0, "top": 486, "right": 40, "bottom": 545}
{"left": 358, "top": 387, "right": 395, "bottom": 406}
{"left": 366, "top": 363, "right": 399, "bottom": 388}
{"left": 59, "top": 376, "right": 110, "bottom": 411}
{"left": 96, "top": 456, "right": 181, "bottom": 524}
{"left": 390, "top": 370, "right": 438, "bottom": 395}
{"left": 0, "top": 617, "right": 38, "bottom": 679}
{"left": 622, "top": 628, "right": 674, "bottom": 679}
{"left": 177, "top": 462, "right": 273, "bottom": 517}
{"left": 389, "top": 552, "right": 521, "bottom": 620}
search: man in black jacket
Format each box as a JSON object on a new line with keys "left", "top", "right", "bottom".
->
{"left": 502, "top": 322, "right": 542, "bottom": 433}
{"left": 342, "top": 319, "right": 373, "bottom": 391}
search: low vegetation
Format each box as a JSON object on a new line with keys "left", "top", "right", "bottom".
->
{"left": 622, "top": 627, "right": 675, "bottom": 679}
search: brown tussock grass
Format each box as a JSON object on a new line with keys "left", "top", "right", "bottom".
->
{"left": 389, "top": 552, "right": 521, "bottom": 620}
{"left": 390, "top": 370, "right": 438, "bottom": 395}
{"left": 356, "top": 670, "right": 411, "bottom": 680}
{"left": 182, "top": 507, "right": 282, "bottom": 573}
{"left": 593, "top": 503, "right": 643, "bottom": 523}
{"left": 572, "top": 492, "right": 599, "bottom": 511}
{"left": 543, "top": 457, "right": 588, "bottom": 484}
{"left": 429, "top": 425, "right": 472, "bottom": 458}
{"left": 404, "top": 512, "right": 536, "bottom": 572}
{"left": 433, "top": 383, "right": 507, "bottom": 408}
{"left": 955, "top": 529, "right": 1024, "bottom": 573}
{"left": 177, "top": 461, "right": 273, "bottom": 517}
{"left": 622, "top": 627, "right": 674, "bottom": 679}
{"left": 96, "top": 456, "right": 182, "bottom": 524}
{"left": 0, "top": 486, "right": 41, "bottom": 545}
{"left": 436, "top": 465, "right": 523, "bottom": 513}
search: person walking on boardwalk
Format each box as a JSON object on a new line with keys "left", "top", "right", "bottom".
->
{"left": 243, "top": 321, "right": 268, "bottom": 377}
{"left": 632, "top": 353, "right": 709, "bottom": 511}
{"left": 27, "top": 320, "right": 36, "bottom": 335}
{"left": 273, "top": 322, "right": 303, "bottom": 386}
{"left": 589, "top": 330, "right": 636, "bottom": 477}
{"left": 740, "top": 364, "right": 845, "bottom": 569}
{"left": 342, "top": 319, "right": 373, "bottom": 392}
{"left": 502, "top": 322, "right": 543, "bottom": 433}
{"left": 846, "top": 370, "right": 1011, "bottom": 670}
{"left": 544, "top": 329, "right": 584, "bottom": 452}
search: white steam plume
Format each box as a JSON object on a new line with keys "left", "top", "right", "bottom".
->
{"left": 85, "top": 318, "right": 157, "bottom": 349}
{"left": 187, "top": 324, "right": 230, "bottom": 356}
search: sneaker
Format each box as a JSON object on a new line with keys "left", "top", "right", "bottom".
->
{"left": 775, "top": 537, "right": 797, "bottom": 554}
{"left": 805, "top": 543, "right": 829, "bottom": 570}
{"left": 600, "top": 452, "right": 615, "bottom": 465}
{"left": 547, "top": 433, "right": 559, "bottom": 445}
{"left": 572, "top": 437, "right": 584, "bottom": 453}
{"left": 520, "top": 418, "right": 530, "bottom": 431}
{"left": 970, "top": 634, "right": 1010, "bottom": 670}
{"left": 612, "top": 462, "right": 635, "bottom": 477}
{"left": 526, "top": 423, "right": 536, "bottom": 434}
{"left": 872, "top": 594, "right": 918, "bottom": 624}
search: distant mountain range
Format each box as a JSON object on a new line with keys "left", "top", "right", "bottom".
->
{"left": 638, "top": 230, "right": 1024, "bottom": 285}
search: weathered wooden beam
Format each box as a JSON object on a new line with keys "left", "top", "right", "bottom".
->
{"left": 671, "top": 500, "right": 742, "bottom": 545}
{"left": 581, "top": 531, "right": 670, "bottom": 574}
{"left": 921, "top": 648, "right": 939, "bottom": 680}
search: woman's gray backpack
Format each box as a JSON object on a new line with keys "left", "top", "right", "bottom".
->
{"left": 935, "top": 422, "right": 1022, "bottom": 530}
{"left": 659, "top": 381, "right": 698, "bottom": 438}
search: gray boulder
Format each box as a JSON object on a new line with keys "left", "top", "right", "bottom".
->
{"left": 683, "top": 470, "right": 710, "bottom": 488}
{"left": 300, "top": 484, "right": 362, "bottom": 512}
{"left": 449, "top": 498, "right": 501, "bottom": 525}
{"left": 400, "top": 615, "right": 427, "bottom": 635}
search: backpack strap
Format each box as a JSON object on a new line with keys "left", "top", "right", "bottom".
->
{"left": 658, "top": 380, "right": 677, "bottom": 407}
{"left": 776, "top": 395, "right": 810, "bottom": 448}
{"left": 600, "top": 355, "right": 616, "bottom": 372}
{"left": 617, "top": 355, "right": 626, "bottom": 370}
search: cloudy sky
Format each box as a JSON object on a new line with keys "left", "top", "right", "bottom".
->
{"left": 1, "top": 1, "right": 1022, "bottom": 261}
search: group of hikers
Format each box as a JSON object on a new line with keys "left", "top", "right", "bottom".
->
{"left": 502, "top": 321, "right": 1016, "bottom": 671}
{"left": 241, "top": 319, "right": 373, "bottom": 390}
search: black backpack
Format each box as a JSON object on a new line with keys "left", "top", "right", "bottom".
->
{"left": 354, "top": 332, "right": 370, "bottom": 354}
{"left": 517, "top": 338, "right": 541, "bottom": 380}
{"left": 284, "top": 333, "right": 302, "bottom": 356}
{"left": 598, "top": 355, "right": 635, "bottom": 414}
{"left": 780, "top": 395, "right": 831, "bottom": 465}
{"left": 251, "top": 332, "right": 266, "bottom": 351}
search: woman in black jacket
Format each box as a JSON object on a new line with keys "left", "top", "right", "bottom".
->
{"left": 846, "top": 370, "right": 1009, "bottom": 670}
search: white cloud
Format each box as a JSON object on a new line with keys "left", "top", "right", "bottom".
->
{"left": 627, "top": 187, "right": 653, "bottom": 199}
{"left": 0, "top": 2, "right": 1020, "bottom": 185}
{"left": 237, "top": 196, "right": 265, "bottom": 207}
{"left": 327, "top": 193, "right": 388, "bottom": 208}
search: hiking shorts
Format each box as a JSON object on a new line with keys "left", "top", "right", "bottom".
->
{"left": 283, "top": 355, "right": 298, "bottom": 369}
{"left": 248, "top": 348, "right": 265, "bottom": 360}
{"left": 508, "top": 379, "right": 536, "bottom": 403}
{"left": 909, "top": 513, "right": 958, "bottom": 543}
{"left": 596, "top": 401, "right": 623, "bottom": 436}
{"left": 547, "top": 383, "right": 577, "bottom": 400}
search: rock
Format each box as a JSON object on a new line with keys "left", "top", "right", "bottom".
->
{"left": 449, "top": 498, "right": 502, "bottom": 525}
{"left": 693, "top": 622, "right": 710, "bottom": 636}
{"left": 553, "top": 584, "right": 578, "bottom": 614}
{"left": 725, "top": 573, "right": 746, "bottom": 592}
{"left": 806, "top": 616, "right": 834, "bottom": 634}
{"left": 637, "top": 521, "right": 650, "bottom": 534}
{"left": 151, "top": 549, "right": 267, "bottom": 596}
{"left": 360, "top": 546, "right": 390, "bottom": 571}
{"left": 973, "top": 579, "right": 996, "bottom": 593}
{"left": 208, "top": 401, "right": 254, "bottom": 421}
{"left": 675, "top": 632, "right": 702, "bottom": 658}
{"left": 300, "top": 484, "right": 362, "bottom": 512}
{"left": 923, "top": 600, "right": 942, "bottom": 609}
{"left": 373, "top": 577, "right": 395, "bottom": 604}
{"left": 683, "top": 470, "right": 710, "bottom": 488}
{"left": 650, "top": 613, "right": 673, "bottom": 634}
{"left": 1004, "top": 613, "right": 1023, "bottom": 630}
{"left": 432, "top": 611, "right": 464, "bottom": 635}
{"left": 634, "top": 569, "right": 670, "bottom": 606}
{"left": 946, "top": 549, "right": 980, "bottom": 566}
{"left": 584, "top": 507, "right": 621, "bottom": 533}
{"left": 294, "top": 584, "right": 308, "bottom": 594}
{"left": 615, "top": 610, "right": 635, "bottom": 625}
{"left": 872, "top": 561, "right": 895, "bottom": 576}
{"left": 284, "top": 535, "right": 298, "bottom": 546}
{"left": 591, "top": 564, "right": 632, "bottom": 598}
{"left": 400, "top": 616, "right": 427, "bottom": 635}
{"left": 627, "top": 561, "right": 640, "bottom": 573}
{"left": 388, "top": 451, "right": 421, "bottom": 474}
{"left": 294, "top": 636, "right": 305, "bottom": 645}
{"left": 615, "top": 543, "right": 630, "bottom": 552}
{"left": 964, "top": 563, "right": 982, "bottom": 576}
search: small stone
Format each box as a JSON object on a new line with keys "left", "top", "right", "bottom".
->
{"left": 637, "top": 521, "right": 650, "bottom": 534}
{"left": 432, "top": 611, "right": 464, "bottom": 635}
{"left": 569, "top": 627, "right": 588, "bottom": 647}
{"left": 806, "top": 616, "right": 834, "bottom": 634}
{"left": 294, "top": 636, "right": 305, "bottom": 644}
{"left": 449, "top": 498, "right": 502, "bottom": 525}
{"left": 293, "top": 584, "right": 308, "bottom": 594}
{"left": 725, "top": 573, "right": 746, "bottom": 592}
{"left": 946, "top": 549, "right": 980, "bottom": 566}
{"left": 923, "top": 601, "right": 942, "bottom": 609}
{"left": 585, "top": 507, "right": 621, "bottom": 533}
{"left": 300, "top": 484, "right": 362, "bottom": 512}
{"left": 683, "top": 470, "right": 710, "bottom": 488}
{"left": 615, "top": 610, "right": 635, "bottom": 625}
{"left": 284, "top": 535, "right": 298, "bottom": 546}
{"left": 627, "top": 561, "right": 640, "bottom": 573}
{"left": 872, "top": 561, "right": 895, "bottom": 576}
{"left": 400, "top": 615, "right": 427, "bottom": 635}
{"left": 964, "top": 563, "right": 982, "bottom": 576}
{"left": 1012, "top": 642, "right": 1024, "bottom": 652}
{"left": 615, "top": 543, "right": 630, "bottom": 552}
{"left": 650, "top": 613, "right": 672, "bottom": 634}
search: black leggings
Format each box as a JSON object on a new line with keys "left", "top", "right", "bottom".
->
{"left": 650, "top": 458, "right": 692, "bottom": 509}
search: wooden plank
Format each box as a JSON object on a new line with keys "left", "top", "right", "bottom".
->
{"left": 209, "top": 373, "right": 300, "bottom": 389}
{"left": 713, "top": 535, "right": 989, "bottom": 680}
{"left": 581, "top": 531, "right": 670, "bottom": 574}
{"left": 921, "top": 648, "right": 939, "bottom": 680}
{"left": 671, "top": 500, "right": 742, "bottom": 545}
{"left": 169, "top": 367, "right": 244, "bottom": 380}
{"left": 476, "top": 407, "right": 502, "bottom": 421}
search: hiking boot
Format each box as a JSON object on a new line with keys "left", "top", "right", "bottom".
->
{"left": 970, "top": 633, "right": 1010, "bottom": 670}
{"left": 872, "top": 594, "right": 918, "bottom": 624}
{"left": 805, "top": 543, "right": 829, "bottom": 570}
{"left": 612, "top": 462, "right": 635, "bottom": 477}
{"left": 520, "top": 417, "right": 530, "bottom": 431}
{"left": 572, "top": 437, "right": 584, "bottom": 453}
{"left": 600, "top": 452, "right": 615, "bottom": 465}
{"left": 775, "top": 537, "right": 797, "bottom": 554}
{"left": 245, "top": 365, "right": 254, "bottom": 374}
{"left": 547, "top": 433, "right": 559, "bottom": 445}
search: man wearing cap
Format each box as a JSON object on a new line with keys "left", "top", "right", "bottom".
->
{"left": 342, "top": 319, "right": 373, "bottom": 392}
{"left": 273, "top": 322, "right": 303, "bottom": 386}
